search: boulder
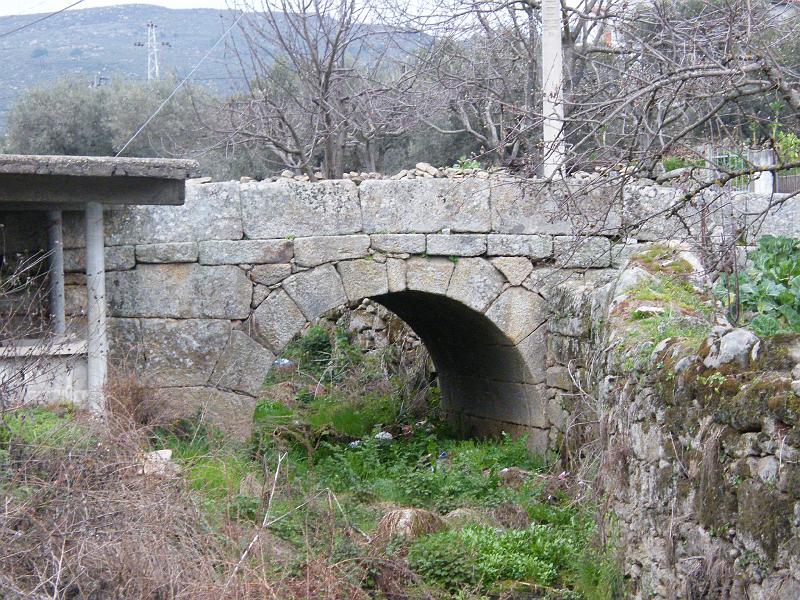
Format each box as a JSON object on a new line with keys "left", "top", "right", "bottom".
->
{"left": 442, "top": 508, "right": 499, "bottom": 529}
{"left": 704, "top": 328, "right": 761, "bottom": 370}
{"left": 374, "top": 508, "right": 445, "bottom": 543}
{"left": 498, "top": 466, "right": 531, "bottom": 489}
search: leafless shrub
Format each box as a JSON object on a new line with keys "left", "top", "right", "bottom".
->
{"left": 0, "top": 412, "right": 225, "bottom": 599}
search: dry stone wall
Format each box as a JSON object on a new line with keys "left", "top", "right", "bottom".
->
{"left": 57, "top": 176, "right": 799, "bottom": 448}
{"left": 545, "top": 250, "right": 800, "bottom": 599}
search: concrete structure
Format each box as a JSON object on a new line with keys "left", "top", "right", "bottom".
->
{"left": 0, "top": 155, "right": 197, "bottom": 412}
{"left": 51, "top": 174, "right": 800, "bottom": 447}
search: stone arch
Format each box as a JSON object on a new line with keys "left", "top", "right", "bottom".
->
{"left": 251, "top": 256, "right": 549, "bottom": 446}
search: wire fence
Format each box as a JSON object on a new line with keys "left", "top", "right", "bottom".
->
{"left": 706, "top": 147, "right": 800, "bottom": 194}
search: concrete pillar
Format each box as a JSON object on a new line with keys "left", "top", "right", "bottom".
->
{"left": 541, "top": 0, "right": 565, "bottom": 178}
{"left": 46, "top": 210, "right": 66, "bottom": 336}
{"left": 85, "top": 202, "right": 107, "bottom": 415}
{"left": 748, "top": 148, "right": 775, "bottom": 194}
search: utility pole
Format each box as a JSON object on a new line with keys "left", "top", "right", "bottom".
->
{"left": 541, "top": 0, "right": 565, "bottom": 178}
{"left": 134, "top": 22, "right": 170, "bottom": 82}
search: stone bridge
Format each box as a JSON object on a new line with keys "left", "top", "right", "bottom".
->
{"left": 56, "top": 176, "right": 797, "bottom": 448}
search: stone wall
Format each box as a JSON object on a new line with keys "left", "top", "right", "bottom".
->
{"left": 545, "top": 249, "right": 800, "bottom": 599}
{"left": 54, "top": 176, "right": 799, "bottom": 447}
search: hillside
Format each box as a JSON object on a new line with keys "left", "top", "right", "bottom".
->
{"left": 0, "top": 4, "right": 243, "bottom": 123}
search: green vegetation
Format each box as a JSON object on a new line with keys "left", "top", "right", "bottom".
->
{"left": 454, "top": 156, "right": 482, "bottom": 170}
{"left": 619, "top": 245, "right": 714, "bottom": 363}
{"left": 660, "top": 156, "right": 704, "bottom": 172}
{"left": 775, "top": 130, "right": 800, "bottom": 175}
{"left": 151, "top": 324, "right": 623, "bottom": 598}
{"left": 715, "top": 235, "right": 800, "bottom": 336}
{"left": 1, "top": 325, "right": 622, "bottom": 598}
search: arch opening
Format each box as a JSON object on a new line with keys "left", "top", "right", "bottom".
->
{"left": 371, "top": 291, "right": 543, "bottom": 440}
{"left": 268, "top": 289, "right": 544, "bottom": 444}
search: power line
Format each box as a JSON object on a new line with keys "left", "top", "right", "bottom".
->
{"left": 0, "top": 0, "right": 86, "bottom": 39}
{"left": 115, "top": 11, "right": 244, "bottom": 157}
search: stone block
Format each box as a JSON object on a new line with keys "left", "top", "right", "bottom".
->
{"left": 370, "top": 234, "right": 426, "bottom": 254}
{"left": 546, "top": 393, "right": 570, "bottom": 430}
{"left": 337, "top": 259, "right": 389, "bottom": 301}
{"left": 737, "top": 479, "right": 792, "bottom": 559}
{"left": 387, "top": 258, "right": 407, "bottom": 292}
{"left": 64, "top": 283, "right": 86, "bottom": 316}
{"left": 252, "top": 289, "right": 307, "bottom": 353}
{"left": 210, "top": 330, "right": 275, "bottom": 396}
{"left": 136, "top": 242, "right": 198, "bottom": 263}
{"left": 490, "top": 257, "right": 533, "bottom": 286}
{"left": 553, "top": 236, "right": 611, "bottom": 268}
{"left": 150, "top": 386, "right": 257, "bottom": 442}
{"left": 106, "top": 181, "right": 243, "bottom": 245}
{"left": 199, "top": 239, "right": 293, "bottom": 265}
{"left": 293, "top": 235, "right": 370, "bottom": 267}
{"left": 548, "top": 315, "right": 589, "bottom": 337}
{"left": 108, "top": 317, "right": 142, "bottom": 370}
{"left": 282, "top": 264, "right": 348, "bottom": 320}
{"left": 249, "top": 263, "right": 292, "bottom": 286}
{"left": 64, "top": 246, "right": 135, "bottom": 272}
{"left": 252, "top": 284, "right": 269, "bottom": 308}
{"left": 426, "top": 234, "right": 486, "bottom": 256}
{"left": 732, "top": 193, "right": 800, "bottom": 241}
{"left": 623, "top": 185, "right": 734, "bottom": 242}
{"left": 514, "top": 327, "right": 547, "bottom": 384}
{"left": 522, "top": 267, "right": 582, "bottom": 300}
{"left": 486, "top": 234, "right": 553, "bottom": 258}
{"left": 107, "top": 264, "right": 251, "bottom": 319}
{"left": 360, "top": 178, "right": 491, "bottom": 233}
{"left": 405, "top": 257, "right": 455, "bottom": 295}
{"left": 141, "top": 318, "right": 231, "bottom": 387}
{"left": 61, "top": 211, "right": 85, "bottom": 249}
{"left": 446, "top": 258, "right": 505, "bottom": 313}
{"left": 241, "top": 179, "right": 361, "bottom": 239}
{"left": 485, "top": 287, "right": 547, "bottom": 344}
{"left": 491, "top": 179, "right": 621, "bottom": 235}
{"left": 546, "top": 365, "right": 575, "bottom": 391}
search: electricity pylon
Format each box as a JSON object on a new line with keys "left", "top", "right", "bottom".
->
{"left": 134, "top": 22, "right": 170, "bottom": 81}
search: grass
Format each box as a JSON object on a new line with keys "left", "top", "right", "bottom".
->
{"left": 626, "top": 276, "right": 711, "bottom": 315}
{"left": 150, "top": 414, "right": 621, "bottom": 598}
{"left": 617, "top": 247, "right": 715, "bottom": 365}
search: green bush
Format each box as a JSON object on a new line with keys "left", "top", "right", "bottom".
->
{"left": 410, "top": 520, "right": 596, "bottom": 592}
{"left": 407, "top": 529, "right": 478, "bottom": 590}
{"left": 293, "top": 325, "right": 333, "bottom": 374}
{"left": 715, "top": 235, "right": 800, "bottom": 335}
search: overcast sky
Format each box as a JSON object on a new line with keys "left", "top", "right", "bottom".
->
{"left": 0, "top": 1, "right": 232, "bottom": 17}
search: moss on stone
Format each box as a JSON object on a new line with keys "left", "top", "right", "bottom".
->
{"left": 713, "top": 374, "right": 793, "bottom": 432}
{"left": 737, "top": 479, "right": 793, "bottom": 561}
{"left": 631, "top": 244, "right": 695, "bottom": 276}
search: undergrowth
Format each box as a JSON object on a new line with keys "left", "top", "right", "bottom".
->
{"left": 1, "top": 322, "right": 624, "bottom": 599}
{"left": 715, "top": 234, "right": 800, "bottom": 336}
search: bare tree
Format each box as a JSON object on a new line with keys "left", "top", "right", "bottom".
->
{"left": 222, "top": 0, "right": 431, "bottom": 178}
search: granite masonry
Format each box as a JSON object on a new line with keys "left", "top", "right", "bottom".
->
{"left": 53, "top": 176, "right": 799, "bottom": 452}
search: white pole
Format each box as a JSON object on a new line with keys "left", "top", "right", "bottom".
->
{"left": 541, "top": 0, "right": 565, "bottom": 178}
{"left": 85, "top": 202, "right": 107, "bottom": 415}
{"left": 749, "top": 148, "right": 775, "bottom": 194}
{"left": 46, "top": 210, "right": 66, "bottom": 336}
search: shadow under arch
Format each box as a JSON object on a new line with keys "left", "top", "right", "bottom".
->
{"left": 367, "top": 291, "right": 544, "bottom": 444}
